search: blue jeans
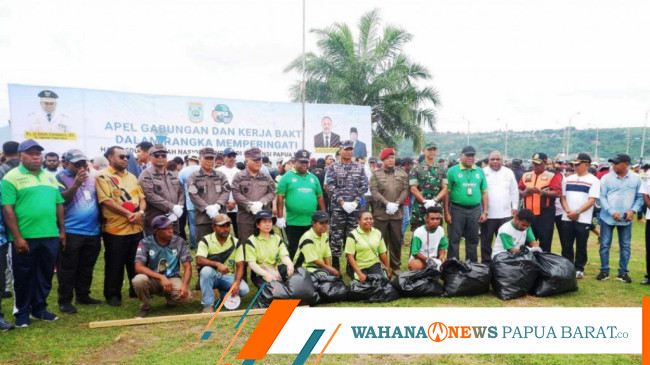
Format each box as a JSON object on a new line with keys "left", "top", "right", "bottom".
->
{"left": 599, "top": 222, "right": 631, "bottom": 275}
{"left": 401, "top": 205, "right": 410, "bottom": 237}
{"left": 199, "top": 266, "right": 249, "bottom": 307}
{"left": 187, "top": 210, "right": 196, "bottom": 249}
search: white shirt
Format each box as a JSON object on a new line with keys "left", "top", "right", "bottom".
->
{"left": 27, "top": 110, "right": 70, "bottom": 132}
{"left": 554, "top": 173, "right": 565, "bottom": 216}
{"left": 638, "top": 179, "right": 650, "bottom": 217}
{"left": 217, "top": 165, "right": 240, "bottom": 213}
{"left": 483, "top": 166, "right": 519, "bottom": 219}
{"left": 561, "top": 173, "right": 600, "bottom": 224}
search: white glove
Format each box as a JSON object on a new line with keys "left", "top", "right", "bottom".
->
{"left": 275, "top": 217, "right": 286, "bottom": 229}
{"left": 167, "top": 213, "right": 178, "bottom": 222}
{"left": 206, "top": 204, "right": 219, "bottom": 219}
{"left": 249, "top": 201, "right": 264, "bottom": 214}
{"left": 342, "top": 202, "right": 358, "bottom": 214}
{"left": 423, "top": 199, "right": 438, "bottom": 209}
{"left": 386, "top": 202, "right": 399, "bottom": 215}
{"left": 529, "top": 246, "right": 543, "bottom": 253}
{"left": 172, "top": 205, "right": 184, "bottom": 218}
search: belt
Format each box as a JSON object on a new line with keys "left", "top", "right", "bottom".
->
{"left": 451, "top": 202, "right": 480, "bottom": 210}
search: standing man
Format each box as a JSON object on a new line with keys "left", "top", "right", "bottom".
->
{"left": 55, "top": 150, "right": 102, "bottom": 314}
{"left": 43, "top": 152, "right": 61, "bottom": 174}
{"left": 276, "top": 150, "right": 326, "bottom": 259}
{"left": 518, "top": 153, "right": 562, "bottom": 253}
{"left": 2, "top": 139, "right": 65, "bottom": 326}
{"left": 138, "top": 144, "right": 185, "bottom": 235}
{"left": 597, "top": 153, "right": 643, "bottom": 283}
{"left": 178, "top": 154, "right": 200, "bottom": 249}
{"left": 231, "top": 148, "right": 276, "bottom": 242}
{"left": 559, "top": 153, "right": 600, "bottom": 279}
{"left": 370, "top": 148, "right": 409, "bottom": 272}
{"left": 444, "top": 146, "right": 488, "bottom": 262}
{"left": 400, "top": 157, "right": 415, "bottom": 244}
{"left": 96, "top": 146, "right": 146, "bottom": 306}
{"left": 217, "top": 147, "right": 241, "bottom": 238}
{"left": 0, "top": 141, "right": 20, "bottom": 300}
{"left": 187, "top": 147, "right": 231, "bottom": 244}
{"left": 480, "top": 150, "right": 518, "bottom": 264}
{"left": 135, "top": 142, "right": 153, "bottom": 171}
{"left": 314, "top": 116, "right": 341, "bottom": 148}
{"left": 326, "top": 140, "right": 368, "bottom": 270}
{"left": 409, "top": 142, "right": 448, "bottom": 231}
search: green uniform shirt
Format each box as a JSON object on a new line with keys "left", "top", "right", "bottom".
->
{"left": 294, "top": 228, "right": 331, "bottom": 273}
{"left": 446, "top": 163, "right": 487, "bottom": 206}
{"left": 244, "top": 234, "right": 290, "bottom": 267}
{"left": 1, "top": 164, "right": 64, "bottom": 240}
{"left": 196, "top": 233, "right": 244, "bottom": 273}
{"left": 276, "top": 169, "right": 323, "bottom": 226}
{"left": 344, "top": 227, "right": 387, "bottom": 271}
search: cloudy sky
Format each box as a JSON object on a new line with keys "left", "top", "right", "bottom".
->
{"left": 1, "top": 0, "right": 649, "bottom": 133}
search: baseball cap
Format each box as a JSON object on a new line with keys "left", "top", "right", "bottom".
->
{"left": 152, "top": 215, "right": 173, "bottom": 230}
{"left": 212, "top": 214, "right": 232, "bottom": 226}
{"left": 199, "top": 147, "right": 217, "bottom": 157}
{"left": 461, "top": 146, "right": 476, "bottom": 155}
{"left": 312, "top": 211, "right": 329, "bottom": 223}
{"left": 149, "top": 144, "right": 168, "bottom": 154}
{"left": 294, "top": 149, "right": 311, "bottom": 162}
{"left": 254, "top": 210, "right": 277, "bottom": 224}
{"left": 340, "top": 140, "right": 354, "bottom": 149}
{"left": 18, "top": 139, "right": 44, "bottom": 152}
{"left": 572, "top": 153, "right": 592, "bottom": 164}
{"left": 531, "top": 152, "right": 548, "bottom": 165}
{"left": 368, "top": 156, "right": 377, "bottom": 163}
{"left": 608, "top": 154, "right": 631, "bottom": 164}
{"left": 223, "top": 147, "right": 237, "bottom": 156}
{"left": 62, "top": 149, "right": 87, "bottom": 163}
{"left": 424, "top": 142, "right": 437, "bottom": 150}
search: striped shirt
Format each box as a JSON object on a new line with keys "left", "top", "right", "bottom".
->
{"left": 561, "top": 173, "right": 600, "bottom": 224}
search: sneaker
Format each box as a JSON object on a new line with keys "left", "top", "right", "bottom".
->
{"left": 617, "top": 274, "right": 632, "bottom": 283}
{"left": 2, "top": 291, "right": 12, "bottom": 299}
{"left": 202, "top": 306, "right": 214, "bottom": 314}
{"left": 75, "top": 296, "right": 101, "bottom": 305}
{"left": 596, "top": 271, "right": 609, "bottom": 281}
{"left": 106, "top": 297, "right": 122, "bottom": 307}
{"left": 59, "top": 303, "right": 78, "bottom": 314}
{"left": 0, "top": 317, "right": 14, "bottom": 331}
{"left": 576, "top": 271, "right": 585, "bottom": 279}
{"left": 31, "top": 311, "right": 59, "bottom": 322}
{"left": 641, "top": 277, "right": 650, "bottom": 285}
{"left": 14, "top": 316, "right": 30, "bottom": 328}
{"left": 135, "top": 308, "right": 150, "bottom": 318}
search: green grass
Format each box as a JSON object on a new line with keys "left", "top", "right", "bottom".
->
{"left": 0, "top": 222, "right": 646, "bottom": 364}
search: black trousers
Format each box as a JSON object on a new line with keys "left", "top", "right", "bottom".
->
{"left": 285, "top": 225, "right": 311, "bottom": 260}
{"left": 479, "top": 217, "right": 511, "bottom": 264}
{"left": 103, "top": 232, "right": 142, "bottom": 300}
{"left": 178, "top": 207, "right": 187, "bottom": 241}
{"left": 558, "top": 220, "right": 590, "bottom": 271}
{"left": 228, "top": 212, "right": 239, "bottom": 238}
{"left": 447, "top": 204, "right": 481, "bottom": 262}
{"left": 646, "top": 220, "right": 650, "bottom": 277}
{"left": 0, "top": 244, "right": 6, "bottom": 314}
{"left": 531, "top": 213, "right": 555, "bottom": 253}
{"left": 57, "top": 233, "right": 101, "bottom": 304}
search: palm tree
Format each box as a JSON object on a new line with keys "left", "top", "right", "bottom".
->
{"left": 285, "top": 9, "right": 440, "bottom": 153}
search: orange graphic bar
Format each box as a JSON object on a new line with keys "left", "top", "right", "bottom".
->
{"left": 236, "top": 299, "right": 300, "bottom": 360}
{"left": 216, "top": 319, "right": 247, "bottom": 365}
{"left": 643, "top": 297, "right": 649, "bottom": 364}
{"left": 205, "top": 284, "right": 235, "bottom": 330}
{"left": 313, "top": 323, "right": 341, "bottom": 365}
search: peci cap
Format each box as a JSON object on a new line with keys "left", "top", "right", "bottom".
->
{"left": 18, "top": 139, "right": 44, "bottom": 153}
{"left": 340, "top": 140, "right": 354, "bottom": 149}
{"left": 244, "top": 148, "right": 262, "bottom": 160}
{"left": 152, "top": 215, "right": 173, "bottom": 230}
{"left": 62, "top": 149, "right": 87, "bottom": 163}
{"left": 531, "top": 152, "right": 548, "bottom": 165}
{"left": 312, "top": 211, "right": 329, "bottom": 223}
{"left": 212, "top": 214, "right": 232, "bottom": 226}
{"left": 254, "top": 210, "right": 277, "bottom": 224}
{"left": 608, "top": 153, "right": 631, "bottom": 164}
{"left": 199, "top": 147, "right": 217, "bottom": 157}
{"left": 294, "top": 149, "right": 311, "bottom": 162}
{"left": 461, "top": 146, "right": 476, "bottom": 155}
{"left": 379, "top": 148, "right": 395, "bottom": 161}
{"left": 572, "top": 153, "right": 592, "bottom": 164}
{"left": 149, "top": 144, "right": 168, "bottom": 154}
{"left": 223, "top": 147, "right": 237, "bottom": 156}
{"left": 350, "top": 127, "right": 358, "bottom": 133}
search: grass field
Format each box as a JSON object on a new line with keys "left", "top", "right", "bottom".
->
{"left": 0, "top": 221, "right": 646, "bottom": 364}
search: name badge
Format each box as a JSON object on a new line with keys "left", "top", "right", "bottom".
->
{"left": 83, "top": 189, "right": 92, "bottom": 201}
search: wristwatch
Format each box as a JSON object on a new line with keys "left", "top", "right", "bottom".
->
{"left": 139, "top": 210, "right": 145, "bottom": 215}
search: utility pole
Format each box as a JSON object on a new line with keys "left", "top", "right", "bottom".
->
{"left": 626, "top": 127, "right": 630, "bottom": 154}
{"left": 300, "top": 0, "right": 306, "bottom": 149}
{"left": 504, "top": 120, "right": 508, "bottom": 159}
{"left": 595, "top": 127, "right": 599, "bottom": 160}
{"left": 463, "top": 117, "right": 470, "bottom": 145}
{"left": 641, "top": 111, "right": 648, "bottom": 164}
{"left": 566, "top": 112, "right": 580, "bottom": 157}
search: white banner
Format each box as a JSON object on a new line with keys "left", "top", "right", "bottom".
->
{"left": 268, "top": 307, "right": 642, "bottom": 354}
{"left": 7, "top": 84, "right": 371, "bottom": 159}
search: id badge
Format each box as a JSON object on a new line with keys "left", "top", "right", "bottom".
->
{"left": 83, "top": 189, "right": 92, "bottom": 201}
{"left": 467, "top": 187, "right": 473, "bottom": 196}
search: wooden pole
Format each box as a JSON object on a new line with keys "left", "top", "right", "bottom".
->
{"left": 89, "top": 308, "right": 267, "bottom": 328}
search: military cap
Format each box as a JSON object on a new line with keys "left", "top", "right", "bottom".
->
{"left": 37, "top": 90, "right": 58, "bottom": 100}
{"left": 424, "top": 142, "right": 437, "bottom": 150}
{"left": 149, "top": 144, "right": 168, "bottom": 154}
{"left": 199, "top": 147, "right": 217, "bottom": 157}
{"left": 294, "top": 149, "right": 311, "bottom": 162}
{"left": 531, "top": 152, "right": 548, "bottom": 165}
{"left": 244, "top": 148, "right": 262, "bottom": 160}
{"left": 340, "top": 140, "right": 354, "bottom": 149}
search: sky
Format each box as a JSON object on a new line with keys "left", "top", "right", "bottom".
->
{"left": 1, "top": 0, "right": 649, "bottom": 134}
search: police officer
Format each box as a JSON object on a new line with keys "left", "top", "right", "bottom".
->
{"left": 187, "top": 147, "right": 231, "bottom": 244}
{"left": 326, "top": 140, "right": 368, "bottom": 271}
{"left": 409, "top": 142, "right": 448, "bottom": 231}
{"left": 231, "top": 148, "right": 276, "bottom": 242}
{"left": 138, "top": 144, "right": 185, "bottom": 235}
{"left": 27, "top": 90, "right": 71, "bottom": 133}
{"left": 370, "top": 148, "right": 409, "bottom": 272}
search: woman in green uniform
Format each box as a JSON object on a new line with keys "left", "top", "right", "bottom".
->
{"left": 345, "top": 211, "right": 392, "bottom": 283}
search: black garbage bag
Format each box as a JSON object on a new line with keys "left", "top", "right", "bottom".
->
{"left": 311, "top": 270, "right": 348, "bottom": 303}
{"left": 256, "top": 280, "right": 292, "bottom": 308}
{"left": 532, "top": 252, "right": 578, "bottom": 297}
{"left": 440, "top": 258, "right": 491, "bottom": 297}
{"left": 285, "top": 267, "right": 320, "bottom": 305}
{"left": 491, "top": 248, "right": 539, "bottom": 300}
{"left": 391, "top": 266, "right": 443, "bottom": 297}
{"left": 348, "top": 274, "right": 400, "bottom": 303}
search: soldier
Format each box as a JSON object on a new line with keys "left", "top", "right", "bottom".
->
{"left": 138, "top": 144, "right": 185, "bottom": 236}
{"left": 370, "top": 148, "right": 409, "bottom": 272}
{"left": 231, "top": 148, "right": 276, "bottom": 242}
{"left": 409, "top": 142, "right": 448, "bottom": 231}
{"left": 187, "top": 147, "right": 231, "bottom": 244}
{"left": 326, "top": 140, "right": 368, "bottom": 271}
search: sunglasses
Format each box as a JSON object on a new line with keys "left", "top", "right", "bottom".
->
{"left": 117, "top": 154, "right": 129, "bottom": 160}
{"left": 152, "top": 153, "right": 167, "bottom": 158}
{"left": 73, "top": 161, "right": 88, "bottom": 168}
{"left": 203, "top": 156, "right": 215, "bottom": 160}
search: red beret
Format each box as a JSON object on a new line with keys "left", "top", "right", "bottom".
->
{"left": 380, "top": 148, "right": 395, "bottom": 161}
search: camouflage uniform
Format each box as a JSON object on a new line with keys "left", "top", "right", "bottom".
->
{"left": 326, "top": 160, "right": 368, "bottom": 259}
{"left": 409, "top": 162, "right": 447, "bottom": 230}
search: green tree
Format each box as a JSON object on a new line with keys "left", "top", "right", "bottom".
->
{"left": 285, "top": 9, "right": 440, "bottom": 153}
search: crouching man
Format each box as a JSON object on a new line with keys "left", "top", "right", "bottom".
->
{"left": 408, "top": 206, "right": 448, "bottom": 271}
{"left": 197, "top": 214, "right": 249, "bottom": 314}
{"left": 491, "top": 209, "right": 539, "bottom": 258}
{"left": 132, "top": 215, "right": 193, "bottom": 318}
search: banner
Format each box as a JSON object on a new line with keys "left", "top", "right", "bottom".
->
{"left": 8, "top": 84, "right": 371, "bottom": 159}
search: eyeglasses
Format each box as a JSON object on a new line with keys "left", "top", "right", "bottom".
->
{"left": 73, "top": 161, "right": 88, "bottom": 168}
{"left": 152, "top": 153, "right": 167, "bottom": 158}
{"left": 117, "top": 154, "right": 129, "bottom": 160}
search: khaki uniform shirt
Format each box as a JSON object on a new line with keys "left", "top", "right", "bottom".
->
{"left": 370, "top": 167, "right": 410, "bottom": 220}
{"left": 231, "top": 169, "right": 276, "bottom": 213}
{"left": 138, "top": 166, "right": 185, "bottom": 232}
{"left": 187, "top": 168, "right": 231, "bottom": 225}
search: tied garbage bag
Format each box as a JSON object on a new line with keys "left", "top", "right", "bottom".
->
{"left": 391, "top": 265, "right": 443, "bottom": 297}
{"left": 348, "top": 274, "right": 400, "bottom": 303}
{"left": 491, "top": 247, "right": 539, "bottom": 300}
{"left": 285, "top": 267, "right": 320, "bottom": 305}
{"left": 532, "top": 252, "right": 578, "bottom": 297}
{"left": 311, "top": 270, "right": 348, "bottom": 303}
{"left": 256, "top": 280, "right": 291, "bottom": 308}
{"left": 440, "top": 258, "right": 490, "bottom": 297}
